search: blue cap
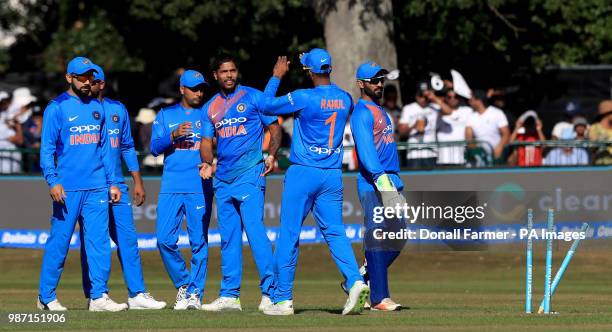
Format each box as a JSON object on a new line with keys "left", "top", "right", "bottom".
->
{"left": 92, "top": 64, "right": 105, "bottom": 81}
{"left": 300, "top": 48, "right": 332, "bottom": 74}
{"left": 66, "top": 56, "right": 97, "bottom": 75}
{"left": 180, "top": 70, "right": 207, "bottom": 88}
{"left": 356, "top": 61, "right": 388, "bottom": 80}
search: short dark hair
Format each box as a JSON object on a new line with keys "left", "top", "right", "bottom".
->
{"left": 212, "top": 53, "right": 238, "bottom": 72}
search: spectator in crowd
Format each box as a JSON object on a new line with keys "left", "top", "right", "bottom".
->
{"left": 436, "top": 88, "right": 473, "bottom": 166}
{"left": 23, "top": 103, "right": 44, "bottom": 148}
{"left": 508, "top": 110, "right": 545, "bottom": 167}
{"left": 135, "top": 108, "right": 156, "bottom": 152}
{"left": 398, "top": 82, "right": 450, "bottom": 169}
{"left": 589, "top": 100, "right": 612, "bottom": 165}
{"left": 342, "top": 121, "right": 357, "bottom": 171}
{"left": 572, "top": 116, "right": 588, "bottom": 140}
{"left": 466, "top": 90, "right": 510, "bottom": 161}
{"left": 543, "top": 127, "right": 589, "bottom": 166}
{"left": 382, "top": 85, "right": 401, "bottom": 132}
{"left": 552, "top": 101, "right": 581, "bottom": 140}
{"left": 0, "top": 91, "right": 24, "bottom": 173}
{"left": 134, "top": 107, "right": 164, "bottom": 168}
{"left": 7, "top": 87, "right": 37, "bottom": 125}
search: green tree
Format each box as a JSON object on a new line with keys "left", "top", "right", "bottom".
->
{"left": 394, "top": 0, "right": 612, "bottom": 80}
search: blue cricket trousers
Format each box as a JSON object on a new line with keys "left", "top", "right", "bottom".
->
{"left": 214, "top": 163, "right": 274, "bottom": 298}
{"left": 39, "top": 188, "right": 111, "bottom": 304}
{"left": 272, "top": 164, "right": 362, "bottom": 302}
{"left": 80, "top": 184, "right": 146, "bottom": 298}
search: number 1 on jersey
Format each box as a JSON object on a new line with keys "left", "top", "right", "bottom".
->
{"left": 324, "top": 112, "right": 337, "bottom": 148}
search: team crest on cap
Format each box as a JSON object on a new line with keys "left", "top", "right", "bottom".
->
{"left": 236, "top": 103, "right": 247, "bottom": 113}
{"left": 370, "top": 62, "right": 378, "bottom": 67}
{"left": 83, "top": 59, "right": 90, "bottom": 64}
{"left": 194, "top": 72, "right": 202, "bottom": 78}
{"left": 112, "top": 114, "right": 119, "bottom": 123}
{"left": 195, "top": 121, "right": 201, "bottom": 129}
{"left": 92, "top": 111, "right": 101, "bottom": 120}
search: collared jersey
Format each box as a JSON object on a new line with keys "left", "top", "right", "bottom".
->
{"left": 40, "top": 92, "right": 116, "bottom": 191}
{"left": 201, "top": 85, "right": 277, "bottom": 183}
{"left": 150, "top": 104, "right": 205, "bottom": 193}
{"left": 102, "top": 97, "right": 139, "bottom": 183}
{"left": 262, "top": 77, "right": 352, "bottom": 169}
{"left": 350, "top": 99, "right": 401, "bottom": 185}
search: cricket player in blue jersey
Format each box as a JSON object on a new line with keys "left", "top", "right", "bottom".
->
{"left": 199, "top": 55, "right": 282, "bottom": 312}
{"left": 348, "top": 61, "right": 407, "bottom": 311}
{"left": 151, "top": 69, "right": 213, "bottom": 310}
{"left": 77, "top": 64, "right": 166, "bottom": 310}
{"left": 259, "top": 49, "right": 369, "bottom": 316}
{"left": 38, "top": 56, "right": 125, "bottom": 312}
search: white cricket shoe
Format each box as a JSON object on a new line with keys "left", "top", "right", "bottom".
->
{"left": 262, "top": 300, "right": 294, "bottom": 316}
{"left": 128, "top": 292, "right": 167, "bottom": 310}
{"left": 89, "top": 294, "right": 128, "bottom": 312}
{"left": 342, "top": 280, "right": 370, "bottom": 315}
{"left": 173, "top": 285, "right": 189, "bottom": 310}
{"left": 371, "top": 298, "right": 401, "bottom": 311}
{"left": 37, "top": 298, "right": 67, "bottom": 311}
{"left": 201, "top": 296, "right": 242, "bottom": 312}
{"left": 258, "top": 295, "right": 273, "bottom": 312}
{"left": 186, "top": 293, "right": 201, "bottom": 310}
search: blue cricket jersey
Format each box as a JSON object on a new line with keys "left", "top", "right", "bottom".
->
{"left": 350, "top": 99, "right": 402, "bottom": 190}
{"left": 150, "top": 104, "right": 205, "bottom": 193}
{"left": 262, "top": 77, "right": 352, "bottom": 169}
{"left": 102, "top": 98, "right": 139, "bottom": 183}
{"left": 40, "top": 92, "right": 117, "bottom": 191}
{"left": 201, "top": 84, "right": 278, "bottom": 183}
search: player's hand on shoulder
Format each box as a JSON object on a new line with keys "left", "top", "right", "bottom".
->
{"left": 49, "top": 184, "right": 66, "bottom": 204}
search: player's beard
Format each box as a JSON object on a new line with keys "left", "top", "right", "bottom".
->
{"left": 71, "top": 81, "right": 91, "bottom": 99}
{"left": 364, "top": 85, "right": 383, "bottom": 102}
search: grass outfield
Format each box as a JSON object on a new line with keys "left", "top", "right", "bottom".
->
{"left": 1, "top": 245, "right": 612, "bottom": 331}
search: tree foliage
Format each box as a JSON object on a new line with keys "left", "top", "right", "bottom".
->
{"left": 394, "top": 0, "right": 612, "bottom": 84}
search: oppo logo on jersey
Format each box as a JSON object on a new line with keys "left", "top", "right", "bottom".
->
{"left": 215, "top": 117, "right": 248, "bottom": 138}
{"left": 70, "top": 124, "right": 100, "bottom": 133}
{"left": 381, "top": 124, "right": 395, "bottom": 144}
{"left": 69, "top": 124, "right": 101, "bottom": 146}
{"left": 309, "top": 145, "right": 341, "bottom": 155}
{"left": 214, "top": 117, "right": 247, "bottom": 129}
{"left": 108, "top": 129, "right": 120, "bottom": 135}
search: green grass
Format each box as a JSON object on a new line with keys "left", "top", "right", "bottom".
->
{"left": 1, "top": 245, "right": 611, "bottom": 331}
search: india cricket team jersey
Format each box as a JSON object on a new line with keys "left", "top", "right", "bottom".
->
{"left": 262, "top": 78, "right": 352, "bottom": 169}
{"left": 350, "top": 99, "right": 400, "bottom": 184}
{"left": 40, "top": 92, "right": 115, "bottom": 191}
{"left": 201, "top": 85, "right": 277, "bottom": 183}
{"left": 150, "top": 104, "right": 205, "bottom": 193}
{"left": 102, "top": 98, "right": 139, "bottom": 184}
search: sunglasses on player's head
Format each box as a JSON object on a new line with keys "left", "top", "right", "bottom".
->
{"left": 361, "top": 76, "right": 385, "bottom": 85}
{"left": 71, "top": 73, "right": 94, "bottom": 83}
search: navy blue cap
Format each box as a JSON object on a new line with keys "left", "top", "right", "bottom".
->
{"left": 66, "top": 57, "right": 97, "bottom": 75}
{"left": 300, "top": 48, "right": 332, "bottom": 74}
{"left": 356, "top": 61, "right": 388, "bottom": 80}
{"left": 180, "top": 70, "right": 208, "bottom": 88}
{"left": 92, "top": 64, "right": 105, "bottom": 81}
